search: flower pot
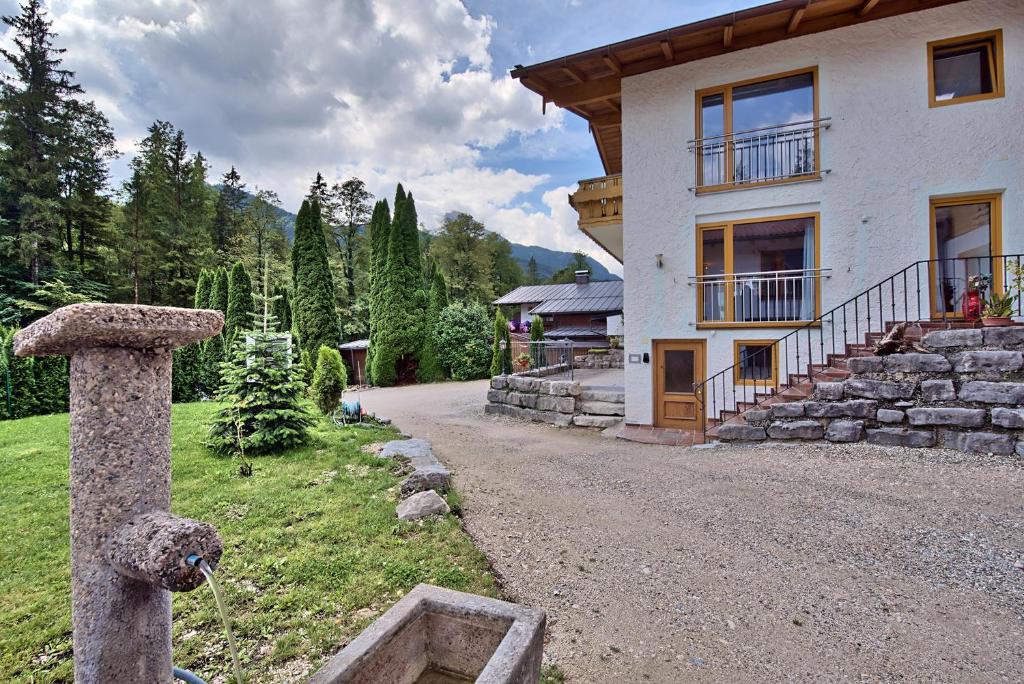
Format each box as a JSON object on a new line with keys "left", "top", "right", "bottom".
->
{"left": 981, "top": 316, "right": 1013, "bottom": 327}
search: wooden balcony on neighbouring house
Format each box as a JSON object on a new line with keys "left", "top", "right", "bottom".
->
{"left": 569, "top": 174, "right": 623, "bottom": 263}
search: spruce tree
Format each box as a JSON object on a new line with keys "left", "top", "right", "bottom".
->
{"left": 172, "top": 342, "right": 202, "bottom": 403}
{"left": 194, "top": 269, "right": 211, "bottom": 308}
{"left": 417, "top": 269, "right": 449, "bottom": 382}
{"left": 490, "top": 310, "right": 512, "bottom": 376}
{"left": 225, "top": 261, "right": 254, "bottom": 340}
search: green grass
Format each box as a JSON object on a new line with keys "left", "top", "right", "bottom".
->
{"left": 0, "top": 402, "right": 497, "bottom": 683}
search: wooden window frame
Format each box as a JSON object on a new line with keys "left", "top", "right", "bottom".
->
{"left": 733, "top": 339, "right": 778, "bottom": 387}
{"left": 695, "top": 66, "right": 820, "bottom": 194}
{"left": 927, "top": 29, "right": 1004, "bottom": 108}
{"left": 928, "top": 193, "right": 1003, "bottom": 318}
{"left": 695, "top": 212, "right": 822, "bottom": 329}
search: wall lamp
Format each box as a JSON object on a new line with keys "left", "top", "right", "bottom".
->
{"left": 655, "top": 253, "right": 663, "bottom": 268}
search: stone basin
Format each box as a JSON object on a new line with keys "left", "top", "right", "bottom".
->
{"left": 308, "top": 584, "right": 545, "bottom": 684}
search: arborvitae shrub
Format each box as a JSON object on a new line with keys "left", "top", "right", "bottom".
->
{"left": 33, "top": 355, "right": 69, "bottom": 415}
{"left": 225, "top": 261, "right": 254, "bottom": 340}
{"left": 434, "top": 303, "right": 492, "bottom": 381}
{"left": 172, "top": 343, "right": 203, "bottom": 403}
{"left": 194, "top": 269, "right": 212, "bottom": 309}
{"left": 311, "top": 345, "right": 347, "bottom": 415}
{"left": 490, "top": 310, "right": 511, "bottom": 376}
{"left": 211, "top": 268, "right": 229, "bottom": 316}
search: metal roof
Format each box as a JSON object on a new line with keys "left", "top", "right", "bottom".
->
{"left": 543, "top": 326, "right": 606, "bottom": 338}
{"left": 339, "top": 339, "right": 369, "bottom": 350}
{"left": 494, "top": 280, "right": 623, "bottom": 314}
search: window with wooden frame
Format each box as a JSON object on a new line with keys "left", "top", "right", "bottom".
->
{"left": 695, "top": 213, "right": 821, "bottom": 327}
{"left": 929, "top": 193, "right": 1003, "bottom": 317}
{"left": 928, "top": 30, "right": 1004, "bottom": 107}
{"left": 733, "top": 340, "right": 777, "bottom": 386}
{"left": 694, "top": 67, "right": 821, "bottom": 192}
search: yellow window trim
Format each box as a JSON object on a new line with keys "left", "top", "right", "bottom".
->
{"left": 695, "top": 211, "right": 822, "bottom": 325}
{"left": 927, "top": 29, "right": 1004, "bottom": 108}
{"left": 733, "top": 339, "right": 779, "bottom": 387}
{"left": 927, "top": 193, "right": 1003, "bottom": 319}
{"left": 695, "top": 66, "right": 820, "bottom": 193}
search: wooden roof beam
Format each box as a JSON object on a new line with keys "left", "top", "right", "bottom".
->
{"left": 547, "top": 76, "right": 622, "bottom": 108}
{"left": 588, "top": 112, "right": 622, "bottom": 128}
{"left": 787, "top": 2, "right": 810, "bottom": 34}
{"left": 858, "top": 0, "right": 881, "bottom": 16}
{"left": 724, "top": 23, "right": 734, "bottom": 48}
{"left": 602, "top": 52, "right": 623, "bottom": 75}
{"left": 561, "top": 64, "right": 587, "bottom": 83}
{"left": 661, "top": 38, "right": 674, "bottom": 61}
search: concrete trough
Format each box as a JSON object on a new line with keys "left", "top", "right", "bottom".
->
{"left": 308, "top": 584, "right": 545, "bottom": 684}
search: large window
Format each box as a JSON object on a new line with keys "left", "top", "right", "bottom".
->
{"left": 928, "top": 30, "right": 1004, "bottom": 107}
{"left": 930, "top": 194, "right": 1002, "bottom": 317}
{"left": 695, "top": 68, "right": 819, "bottom": 191}
{"left": 734, "top": 340, "right": 777, "bottom": 386}
{"left": 696, "top": 214, "right": 820, "bottom": 326}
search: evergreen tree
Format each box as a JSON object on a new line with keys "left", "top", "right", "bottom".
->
{"left": 1, "top": 328, "right": 36, "bottom": 418}
{"left": 417, "top": 269, "right": 449, "bottom": 382}
{"left": 292, "top": 200, "right": 340, "bottom": 355}
{"left": 225, "top": 261, "right": 254, "bottom": 340}
{"left": 365, "top": 199, "right": 391, "bottom": 382}
{"left": 335, "top": 177, "right": 372, "bottom": 301}
{"left": 548, "top": 251, "right": 592, "bottom": 284}
{"left": 310, "top": 345, "right": 347, "bottom": 415}
{"left": 490, "top": 309, "right": 512, "bottom": 376}
{"left": 272, "top": 286, "right": 291, "bottom": 332}
{"left": 32, "top": 353, "right": 67, "bottom": 415}
{"left": 434, "top": 303, "right": 492, "bottom": 381}
{"left": 210, "top": 267, "right": 229, "bottom": 316}
{"left": 172, "top": 342, "right": 202, "bottom": 403}
{"left": 211, "top": 166, "right": 245, "bottom": 257}
{"left": 526, "top": 256, "right": 540, "bottom": 285}
{"left": 530, "top": 314, "right": 545, "bottom": 341}
{"left": 530, "top": 314, "right": 545, "bottom": 367}
{"left": 194, "top": 269, "right": 211, "bottom": 308}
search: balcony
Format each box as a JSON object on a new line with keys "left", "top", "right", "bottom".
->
{"left": 689, "top": 118, "right": 830, "bottom": 193}
{"left": 690, "top": 267, "right": 831, "bottom": 326}
{"left": 569, "top": 174, "right": 623, "bottom": 263}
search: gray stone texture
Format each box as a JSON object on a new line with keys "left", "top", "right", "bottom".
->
{"left": 767, "top": 421, "right": 825, "bottom": 440}
{"left": 876, "top": 409, "right": 906, "bottom": 424}
{"left": 396, "top": 490, "right": 450, "bottom": 521}
{"left": 906, "top": 407, "right": 987, "bottom": 428}
{"left": 846, "top": 356, "right": 884, "bottom": 374}
{"left": 490, "top": 375, "right": 509, "bottom": 390}
{"left": 545, "top": 380, "right": 581, "bottom": 397}
{"left": 106, "top": 512, "right": 222, "bottom": 593}
{"left": 743, "top": 409, "right": 771, "bottom": 423}
{"left": 942, "top": 431, "right": 1016, "bottom": 456}
{"left": 991, "top": 407, "right": 1024, "bottom": 429}
{"left": 920, "top": 379, "right": 956, "bottom": 401}
{"left": 844, "top": 378, "right": 916, "bottom": 400}
{"left": 572, "top": 414, "right": 623, "bottom": 429}
{"left": 825, "top": 420, "right": 865, "bottom": 443}
{"left": 866, "top": 428, "right": 936, "bottom": 448}
{"left": 813, "top": 382, "right": 845, "bottom": 401}
{"left": 771, "top": 402, "right": 805, "bottom": 418}
{"left": 921, "top": 329, "right": 982, "bottom": 348}
{"left": 401, "top": 466, "right": 451, "bottom": 497}
{"left": 580, "top": 387, "right": 625, "bottom": 403}
{"left": 882, "top": 353, "right": 952, "bottom": 373}
{"left": 507, "top": 376, "right": 541, "bottom": 392}
{"left": 380, "top": 439, "right": 452, "bottom": 497}
{"left": 536, "top": 395, "right": 576, "bottom": 414}
{"left": 487, "top": 389, "right": 508, "bottom": 404}
{"left": 803, "top": 400, "right": 877, "bottom": 419}
{"left": 716, "top": 424, "right": 767, "bottom": 441}
{"left": 982, "top": 327, "right": 1024, "bottom": 347}
{"left": 958, "top": 381, "right": 1024, "bottom": 404}
{"left": 579, "top": 400, "right": 625, "bottom": 416}
{"left": 951, "top": 350, "right": 1024, "bottom": 373}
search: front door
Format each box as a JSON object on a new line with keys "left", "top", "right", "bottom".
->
{"left": 653, "top": 340, "right": 705, "bottom": 430}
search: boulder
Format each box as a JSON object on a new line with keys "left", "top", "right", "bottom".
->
{"left": 490, "top": 375, "right": 509, "bottom": 390}
{"left": 951, "top": 350, "right": 1024, "bottom": 373}
{"left": 991, "top": 407, "right": 1024, "bottom": 429}
{"left": 715, "top": 424, "right": 767, "bottom": 441}
{"left": 844, "top": 378, "right": 916, "bottom": 400}
{"left": 397, "top": 490, "right": 450, "bottom": 521}
{"left": 921, "top": 329, "right": 982, "bottom": 348}
{"left": 545, "top": 380, "right": 581, "bottom": 397}
{"left": 982, "top": 327, "right": 1024, "bottom": 347}
{"left": 958, "top": 381, "right": 1024, "bottom": 404}
{"left": 771, "top": 402, "right": 805, "bottom": 418}
{"left": 766, "top": 420, "right": 824, "bottom": 440}
{"left": 486, "top": 389, "right": 508, "bottom": 404}
{"left": 743, "top": 408, "right": 772, "bottom": 423}
{"left": 866, "top": 428, "right": 936, "bottom": 448}
{"left": 401, "top": 466, "right": 450, "bottom": 497}
{"left": 825, "top": 420, "right": 865, "bottom": 443}
{"left": 942, "top": 431, "right": 1016, "bottom": 456}
{"left": 846, "top": 356, "right": 884, "bottom": 374}
{"left": 882, "top": 353, "right": 951, "bottom": 373}
{"left": 920, "top": 379, "right": 956, "bottom": 401}
{"left": 876, "top": 408, "right": 905, "bottom": 424}
{"left": 906, "top": 407, "right": 986, "bottom": 428}
{"left": 803, "top": 400, "right": 876, "bottom": 419}
{"left": 813, "top": 382, "right": 845, "bottom": 401}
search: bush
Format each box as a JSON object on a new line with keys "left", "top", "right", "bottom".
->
{"left": 33, "top": 355, "right": 69, "bottom": 415}
{"left": 490, "top": 309, "right": 511, "bottom": 376}
{"left": 172, "top": 343, "right": 203, "bottom": 403}
{"left": 434, "top": 303, "right": 492, "bottom": 381}
{"left": 1, "top": 327, "right": 37, "bottom": 419}
{"left": 311, "top": 346, "right": 347, "bottom": 415}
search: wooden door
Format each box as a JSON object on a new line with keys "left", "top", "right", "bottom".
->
{"left": 654, "top": 340, "right": 705, "bottom": 430}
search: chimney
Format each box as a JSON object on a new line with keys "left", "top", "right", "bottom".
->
{"left": 574, "top": 269, "right": 590, "bottom": 286}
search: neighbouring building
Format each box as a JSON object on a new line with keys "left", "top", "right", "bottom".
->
{"left": 494, "top": 270, "right": 624, "bottom": 347}
{"left": 339, "top": 339, "right": 368, "bottom": 385}
{"left": 513, "top": 0, "right": 1023, "bottom": 435}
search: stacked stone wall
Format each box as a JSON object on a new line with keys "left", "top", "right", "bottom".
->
{"left": 485, "top": 375, "right": 624, "bottom": 428}
{"left": 575, "top": 349, "right": 625, "bottom": 369}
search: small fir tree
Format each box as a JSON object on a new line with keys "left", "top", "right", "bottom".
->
{"left": 225, "top": 261, "right": 254, "bottom": 340}
{"left": 530, "top": 315, "right": 545, "bottom": 341}
{"left": 311, "top": 345, "right": 347, "bottom": 415}
{"left": 490, "top": 309, "right": 512, "bottom": 376}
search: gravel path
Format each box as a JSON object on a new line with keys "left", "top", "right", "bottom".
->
{"left": 359, "top": 380, "right": 1024, "bottom": 683}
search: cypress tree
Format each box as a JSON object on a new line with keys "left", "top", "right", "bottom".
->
{"left": 211, "top": 267, "right": 229, "bottom": 316}
{"left": 311, "top": 345, "right": 347, "bottom": 415}
{"left": 417, "top": 269, "right": 448, "bottom": 382}
{"left": 225, "top": 261, "right": 254, "bottom": 339}
{"left": 365, "top": 199, "right": 391, "bottom": 383}
{"left": 490, "top": 310, "right": 511, "bottom": 376}
{"left": 529, "top": 314, "right": 545, "bottom": 367}
{"left": 272, "top": 286, "right": 291, "bottom": 332}
{"left": 293, "top": 200, "right": 340, "bottom": 356}
{"left": 194, "top": 269, "right": 211, "bottom": 309}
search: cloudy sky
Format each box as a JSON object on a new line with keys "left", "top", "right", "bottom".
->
{"left": 0, "top": 0, "right": 754, "bottom": 274}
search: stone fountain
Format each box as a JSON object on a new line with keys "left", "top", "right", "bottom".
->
{"left": 14, "top": 303, "right": 224, "bottom": 683}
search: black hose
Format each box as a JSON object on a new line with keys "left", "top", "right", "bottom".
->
{"left": 173, "top": 666, "right": 209, "bottom": 684}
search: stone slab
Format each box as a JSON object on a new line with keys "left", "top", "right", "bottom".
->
{"left": 922, "top": 329, "right": 982, "bottom": 348}
{"left": 920, "top": 379, "right": 955, "bottom": 401}
{"left": 844, "top": 378, "right": 916, "bottom": 400}
{"left": 991, "top": 407, "right": 1024, "bottom": 429}
{"left": 958, "top": 381, "right": 1024, "bottom": 404}
{"left": 942, "top": 431, "right": 1016, "bottom": 456}
{"left": 767, "top": 420, "right": 824, "bottom": 440}
{"left": 572, "top": 414, "right": 623, "bottom": 429}
{"left": 846, "top": 356, "right": 884, "bottom": 374}
{"left": 866, "top": 428, "right": 936, "bottom": 448}
{"left": 906, "top": 407, "right": 987, "bottom": 428}
{"left": 771, "top": 402, "right": 805, "bottom": 418}
{"left": 876, "top": 409, "right": 906, "bottom": 424}
{"left": 982, "top": 327, "right": 1024, "bottom": 347}
{"left": 882, "top": 353, "right": 952, "bottom": 373}
{"left": 579, "top": 400, "right": 625, "bottom": 416}
{"left": 825, "top": 420, "right": 865, "bottom": 443}
{"left": 952, "top": 350, "right": 1024, "bottom": 373}
{"left": 803, "top": 400, "right": 876, "bottom": 419}
{"left": 813, "top": 382, "right": 844, "bottom": 401}
{"left": 716, "top": 424, "right": 767, "bottom": 441}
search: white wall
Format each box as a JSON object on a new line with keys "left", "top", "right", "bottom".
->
{"left": 621, "top": 0, "right": 1024, "bottom": 425}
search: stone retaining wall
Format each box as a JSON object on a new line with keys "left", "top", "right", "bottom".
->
{"left": 485, "top": 374, "right": 625, "bottom": 429}
{"left": 575, "top": 349, "right": 624, "bottom": 369}
{"left": 717, "top": 328, "right": 1024, "bottom": 456}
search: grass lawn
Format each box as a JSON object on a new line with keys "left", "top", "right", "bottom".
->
{"left": 0, "top": 402, "right": 497, "bottom": 683}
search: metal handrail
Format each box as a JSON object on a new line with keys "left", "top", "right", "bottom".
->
{"left": 696, "top": 254, "right": 1024, "bottom": 438}
{"left": 687, "top": 117, "right": 832, "bottom": 147}
{"left": 689, "top": 267, "right": 832, "bottom": 282}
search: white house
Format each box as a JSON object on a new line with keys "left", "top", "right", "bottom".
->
{"left": 513, "top": 0, "right": 1023, "bottom": 437}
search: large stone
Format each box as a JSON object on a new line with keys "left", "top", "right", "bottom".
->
{"left": 844, "top": 378, "right": 916, "bottom": 400}
{"left": 846, "top": 356, "right": 884, "bottom": 374}
{"left": 882, "top": 353, "right": 952, "bottom": 373}
{"left": 771, "top": 402, "right": 805, "bottom": 418}
{"left": 579, "top": 400, "right": 625, "bottom": 416}
{"left": 401, "top": 466, "right": 450, "bottom": 497}
{"left": 486, "top": 389, "right": 508, "bottom": 404}
{"left": 490, "top": 375, "right": 509, "bottom": 390}
{"left": 545, "top": 380, "right": 580, "bottom": 397}
{"left": 767, "top": 420, "right": 824, "bottom": 440}
{"left": 743, "top": 408, "right": 772, "bottom": 423}
{"left": 572, "top": 414, "right": 623, "bottom": 429}
{"left": 906, "top": 407, "right": 986, "bottom": 427}
{"left": 959, "top": 381, "right": 1024, "bottom": 404}
{"left": 825, "top": 420, "right": 865, "bottom": 443}
{"left": 920, "top": 379, "right": 956, "bottom": 401}
{"left": 507, "top": 375, "right": 541, "bottom": 392}
{"left": 866, "top": 428, "right": 936, "bottom": 448}
{"left": 951, "top": 350, "right": 1024, "bottom": 373}
{"left": 942, "top": 431, "right": 1016, "bottom": 456}
{"left": 876, "top": 408, "right": 905, "bottom": 424}
{"left": 716, "top": 423, "right": 767, "bottom": 441}
{"left": 803, "top": 400, "right": 877, "bottom": 419}
{"left": 536, "top": 395, "right": 576, "bottom": 413}
{"left": 507, "top": 391, "right": 538, "bottom": 409}
{"left": 813, "top": 382, "right": 844, "bottom": 401}
{"left": 991, "top": 407, "right": 1024, "bottom": 429}
{"left": 982, "top": 327, "right": 1024, "bottom": 347}
{"left": 922, "top": 329, "right": 982, "bottom": 348}
{"left": 528, "top": 409, "right": 573, "bottom": 427}
{"left": 580, "top": 387, "right": 625, "bottom": 403}
{"left": 396, "top": 490, "right": 450, "bottom": 521}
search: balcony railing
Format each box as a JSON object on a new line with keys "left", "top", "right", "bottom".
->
{"left": 569, "top": 173, "right": 622, "bottom": 230}
{"left": 690, "top": 267, "right": 831, "bottom": 324}
{"left": 688, "top": 118, "right": 830, "bottom": 192}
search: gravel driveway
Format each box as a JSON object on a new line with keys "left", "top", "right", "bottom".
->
{"left": 359, "top": 380, "right": 1024, "bottom": 683}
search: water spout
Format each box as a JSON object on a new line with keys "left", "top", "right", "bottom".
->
{"left": 188, "top": 554, "right": 245, "bottom": 684}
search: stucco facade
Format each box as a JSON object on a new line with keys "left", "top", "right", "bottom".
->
{"left": 621, "top": 0, "right": 1024, "bottom": 425}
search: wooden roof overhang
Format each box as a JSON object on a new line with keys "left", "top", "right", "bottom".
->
{"left": 510, "top": 0, "right": 968, "bottom": 175}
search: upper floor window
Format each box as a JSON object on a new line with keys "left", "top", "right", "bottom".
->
{"left": 928, "top": 30, "right": 1004, "bottom": 107}
{"left": 692, "top": 68, "right": 824, "bottom": 192}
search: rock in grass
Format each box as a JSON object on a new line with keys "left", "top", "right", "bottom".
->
{"left": 396, "top": 490, "right": 450, "bottom": 521}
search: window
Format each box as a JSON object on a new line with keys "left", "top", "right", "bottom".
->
{"left": 928, "top": 30, "right": 1004, "bottom": 107}
{"left": 696, "top": 213, "right": 820, "bottom": 326}
{"left": 734, "top": 340, "right": 777, "bottom": 386}
{"left": 929, "top": 194, "right": 1002, "bottom": 317}
{"left": 695, "top": 68, "right": 820, "bottom": 191}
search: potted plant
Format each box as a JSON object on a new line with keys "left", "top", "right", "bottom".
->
{"left": 982, "top": 291, "right": 1015, "bottom": 327}
{"left": 963, "top": 274, "right": 989, "bottom": 321}
{"left": 514, "top": 352, "right": 531, "bottom": 370}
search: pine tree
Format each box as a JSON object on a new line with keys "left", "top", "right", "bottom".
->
{"left": 311, "top": 345, "right": 347, "bottom": 415}
{"left": 194, "top": 269, "right": 211, "bottom": 308}
{"left": 292, "top": 199, "right": 340, "bottom": 356}
{"left": 490, "top": 309, "right": 512, "bottom": 376}
{"left": 417, "top": 269, "right": 448, "bottom": 382}
{"left": 225, "top": 261, "right": 254, "bottom": 340}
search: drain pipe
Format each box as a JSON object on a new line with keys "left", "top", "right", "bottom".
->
{"left": 14, "top": 304, "right": 224, "bottom": 683}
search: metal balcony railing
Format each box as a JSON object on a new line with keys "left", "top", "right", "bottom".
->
{"left": 690, "top": 268, "right": 831, "bottom": 324}
{"left": 688, "top": 118, "right": 830, "bottom": 191}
